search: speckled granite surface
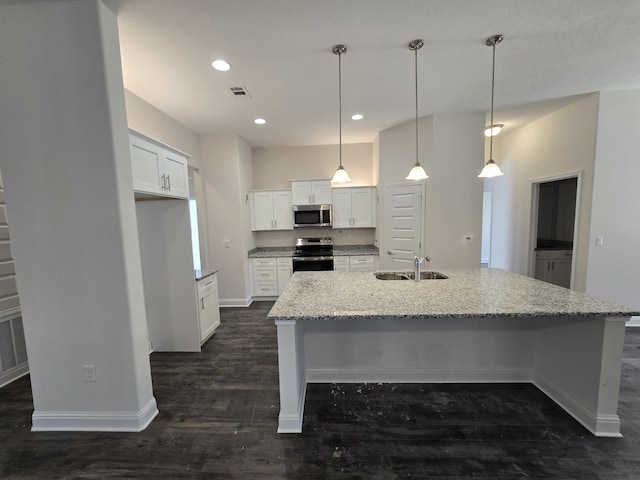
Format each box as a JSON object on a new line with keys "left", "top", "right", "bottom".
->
{"left": 195, "top": 268, "right": 218, "bottom": 281}
{"left": 248, "top": 247, "right": 295, "bottom": 258}
{"left": 268, "top": 268, "right": 640, "bottom": 320}
{"left": 333, "top": 245, "right": 379, "bottom": 256}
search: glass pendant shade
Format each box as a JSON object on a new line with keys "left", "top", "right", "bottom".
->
{"left": 332, "top": 165, "right": 352, "bottom": 183}
{"left": 484, "top": 124, "right": 503, "bottom": 137}
{"left": 478, "top": 159, "right": 504, "bottom": 178}
{"left": 406, "top": 163, "right": 428, "bottom": 180}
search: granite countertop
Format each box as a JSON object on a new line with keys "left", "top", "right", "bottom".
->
{"left": 195, "top": 268, "right": 218, "bottom": 281}
{"left": 248, "top": 247, "right": 295, "bottom": 258}
{"left": 268, "top": 268, "right": 640, "bottom": 321}
{"left": 333, "top": 245, "right": 379, "bottom": 256}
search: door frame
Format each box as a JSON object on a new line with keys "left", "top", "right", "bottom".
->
{"left": 528, "top": 170, "right": 583, "bottom": 289}
{"left": 380, "top": 181, "right": 426, "bottom": 270}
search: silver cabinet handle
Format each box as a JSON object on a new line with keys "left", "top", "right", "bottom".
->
{"left": 200, "top": 298, "right": 204, "bottom": 309}
{"left": 160, "top": 174, "right": 166, "bottom": 190}
{"left": 166, "top": 174, "right": 171, "bottom": 191}
{"left": 387, "top": 250, "right": 394, "bottom": 255}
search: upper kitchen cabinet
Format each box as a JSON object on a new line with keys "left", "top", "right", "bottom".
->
{"left": 250, "top": 190, "right": 293, "bottom": 231}
{"left": 129, "top": 131, "right": 189, "bottom": 199}
{"left": 332, "top": 187, "right": 376, "bottom": 228}
{"left": 291, "top": 180, "right": 331, "bottom": 205}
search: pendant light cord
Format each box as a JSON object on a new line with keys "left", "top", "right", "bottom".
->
{"left": 414, "top": 46, "right": 419, "bottom": 166}
{"left": 338, "top": 49, "right": 343, "bottom": 169}
{"left": 489, "top": 40, "right": 496, "bottom": 161}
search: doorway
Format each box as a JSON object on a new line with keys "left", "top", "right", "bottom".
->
{"left": 530, "top": 174, "right": 579, "bottom": 288}
{"left": 383, "top": 183, "right": 424, "bottom": 270}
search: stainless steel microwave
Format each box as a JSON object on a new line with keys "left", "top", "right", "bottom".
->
{"left": 292, "top": 204, "right": 332, "bottom": 228}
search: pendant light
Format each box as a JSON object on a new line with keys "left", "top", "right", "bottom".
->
{"left": 406, "top": 39, "right": 428, "bottom": 181}
{"left": 478, "top": 34, "right": 505, "bottom": 178}
{"left": 331, "top": 44, "right": 351, "bottom": 183}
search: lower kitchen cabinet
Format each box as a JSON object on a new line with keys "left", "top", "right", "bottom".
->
{"left": 251, "top": 258, "right": 278, "bottom": 297}
{"left": 334, "top": 255, "right": 378, "bottom": 273}
{"left": 534, "top": 250, "right": 572, "bottom": 288}
{"left": 197, "top": 273, "right": 220, "bottom": 344}
{"left": 277, "top": 257, "right": 293, "bottom": 296}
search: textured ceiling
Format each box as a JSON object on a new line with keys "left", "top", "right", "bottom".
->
{"left": 105, "top": 0, "right": 640, "bottom": 147}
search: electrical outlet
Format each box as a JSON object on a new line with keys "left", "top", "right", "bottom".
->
{"left": 83, "top": 365, "right": 96, "bottom": 383}
{"left": 595, "top": 236, "right": 604, "bottom": 246}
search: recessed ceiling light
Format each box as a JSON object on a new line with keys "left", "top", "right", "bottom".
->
{"left": 211, "top": 59, "right": 231, "bottom": 72}
{"left": 254, "top": 118, "right": 266, "bottom": 125}
{"left": 351, "top": 114, "right": 364, "bottom": 120}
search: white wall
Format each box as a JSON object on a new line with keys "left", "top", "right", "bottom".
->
{"left": 124, "top": 90, "right": 201, "bottom": 169}
{"left": 586, "top": 90, "right": 640, "bottom": 310}
{"left": 376, "top": 113, "right": 484, "bottom": 270}
{"left": 200, "top": 134, "right": 255, "bottom": 306}
{"left": 490, "top": 94, "right": 598, "bottom": 291}
{"left": 0, "top": 0, "right": 155, "bottom": 430}
{"left": 252, "top": 144, "right": 373, "bottom": 189}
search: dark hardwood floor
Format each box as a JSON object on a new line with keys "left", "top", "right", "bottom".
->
{"left": 1, "top": 302, "right": 640, "bottom": 479}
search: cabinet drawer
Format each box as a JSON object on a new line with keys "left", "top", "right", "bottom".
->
{"left": 254, "top": 282, "right": 277, "bottom": 296}
{"left": 253, "top": 268, "right": 276, "bottom": 281}
{"left": 333, "top": 257, "right": 349, "bottom": 266}
{"left": 349, "top": 255, "right": 374, "bottom": 266}
{"left": 252, "top": 258, "right": 277, "bottom": 267}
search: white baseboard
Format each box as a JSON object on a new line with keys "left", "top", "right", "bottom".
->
{"left": 31, "top": 397, "right": 159, "bottom": 432}
{"left": 0, "top": 362, "right": 29, "bottom": 389}
{"left": 219, "top": 295, "right": 253, "bottom": 307}
{"left": 626, "top": 316, "right": 640, "bottom": 327}
{"left": 306, "top": 367, "right": 532, "bottom": 384}
{"left": 532, "top": 369, "right": 621, "bottom": 437}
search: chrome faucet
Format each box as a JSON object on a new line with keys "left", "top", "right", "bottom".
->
{"left": 412, "top": 253, "right": 432, "bottom": 282}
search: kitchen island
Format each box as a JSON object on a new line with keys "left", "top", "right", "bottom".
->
{"left": 268, "top": 268, "right": 639, "bottom": 436}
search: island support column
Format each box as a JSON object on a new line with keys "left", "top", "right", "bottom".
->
{"left": 275, "top": 319, "right": 306, "bottom": 433}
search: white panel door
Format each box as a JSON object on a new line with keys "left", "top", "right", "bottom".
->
{"left": 383, "top": 183, "right": 424, "bottom": 270}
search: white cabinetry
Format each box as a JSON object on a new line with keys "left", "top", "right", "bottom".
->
{"left": 291, "top": 180, "right": 331, "bottom": 205}
{"left": 276, "top": 257, "right": 293, "bottom": 295}
{"left": 534, "top": 250, "right": 572, "bottom": 288}
{"left": 332, "top": 187, "right": 376, "bottom": 228}
{"left": 197, "top": 274, "right": 220, "bottom": 344}
{"left": 251, "top": 258, "right": 278, "bottom": 296}
{"left": 250, "top": 190, "right": 293, "bottom": 231}
{"left": 130, "top": 131, "right": 189, "bottom": 199}
{"left": 334, "top": 255, "right": 377, "bottom": 273}
{"left": 349, "top": 255, "right": 376, "bottom": 272}
{"left": 251, "top": 257, "right": 294, "bottom": 297}
{"left": 333, "top": 256, "right": 350, "bottom": 273}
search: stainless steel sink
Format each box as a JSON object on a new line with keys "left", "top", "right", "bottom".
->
{"left": 374, "top": 271, "right": 448, "bottom": 280}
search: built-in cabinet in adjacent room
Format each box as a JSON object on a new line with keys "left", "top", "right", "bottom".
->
{"left": 534, "top": 177, "right": 578, "bottom": 288}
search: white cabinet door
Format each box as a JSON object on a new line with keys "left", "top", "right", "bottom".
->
{"left": 130, "top": 135, "right": 164, "bottom": 196}
{"left": 276, "top": 257, "right": 293, "bottom": 295}
{"left": 331, "top": 189, "right": 352, "bottom": 228}
{"left": 534, "top": 250, "right": 572, "bottom": 288}
{"left": 250, "top": 190, "right": 293, "bottom": 231}
{"left": 162, "top": 150, "right": 189, "bottom": 199}
{"left": 333, "top": 256, "right": 350, "bottom": 273}
{"left": 311, "top": 180, "right": 332, "bottom": 204}
{"left": 130, "top": 132, "right": 189, "bottom": 199}
{"left": 349, "top": 255, "right": 375, "bottom": 272}
{"left": 351, "top": 188, "right": 375, "bottom": 228}
{"left": 272, "top": 191, "right": 293, "bottom": 230}
{"left": 331, "top": 187, "right": 375, "bottom": 228}
{"left": 251, "top": 192, "right": 275, "bottom": 230}
{"left": 198, "top": 274, "right": 220, "bottom": 343}
{"left": 291, "top": 180, "right": 331, "bottom": 205}
{"left": 252, "top": 258, "right": 278, "bottom": 296}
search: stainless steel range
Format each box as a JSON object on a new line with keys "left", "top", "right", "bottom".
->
{"left": 292, "top": 237, "right": 334, "bottom": 272}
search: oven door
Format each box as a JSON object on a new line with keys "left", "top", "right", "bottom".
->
{"left": 292, "top": 256, "right": 334, "bottom": 272}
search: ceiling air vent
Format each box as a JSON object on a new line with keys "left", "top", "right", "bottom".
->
{"left": 229, "top": 86, "right": 252, "bottom": 98}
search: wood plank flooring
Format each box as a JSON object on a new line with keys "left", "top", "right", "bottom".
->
{"left": 1, "top": 301, "right": 640, "bottom": 478}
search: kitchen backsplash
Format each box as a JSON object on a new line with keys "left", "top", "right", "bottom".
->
{"left": 254, "top": 228, "right": 375, "bottom": 247}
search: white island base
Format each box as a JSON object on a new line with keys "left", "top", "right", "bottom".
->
{"left": 275, "top": 314, "right": 627, "bottom": 437}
